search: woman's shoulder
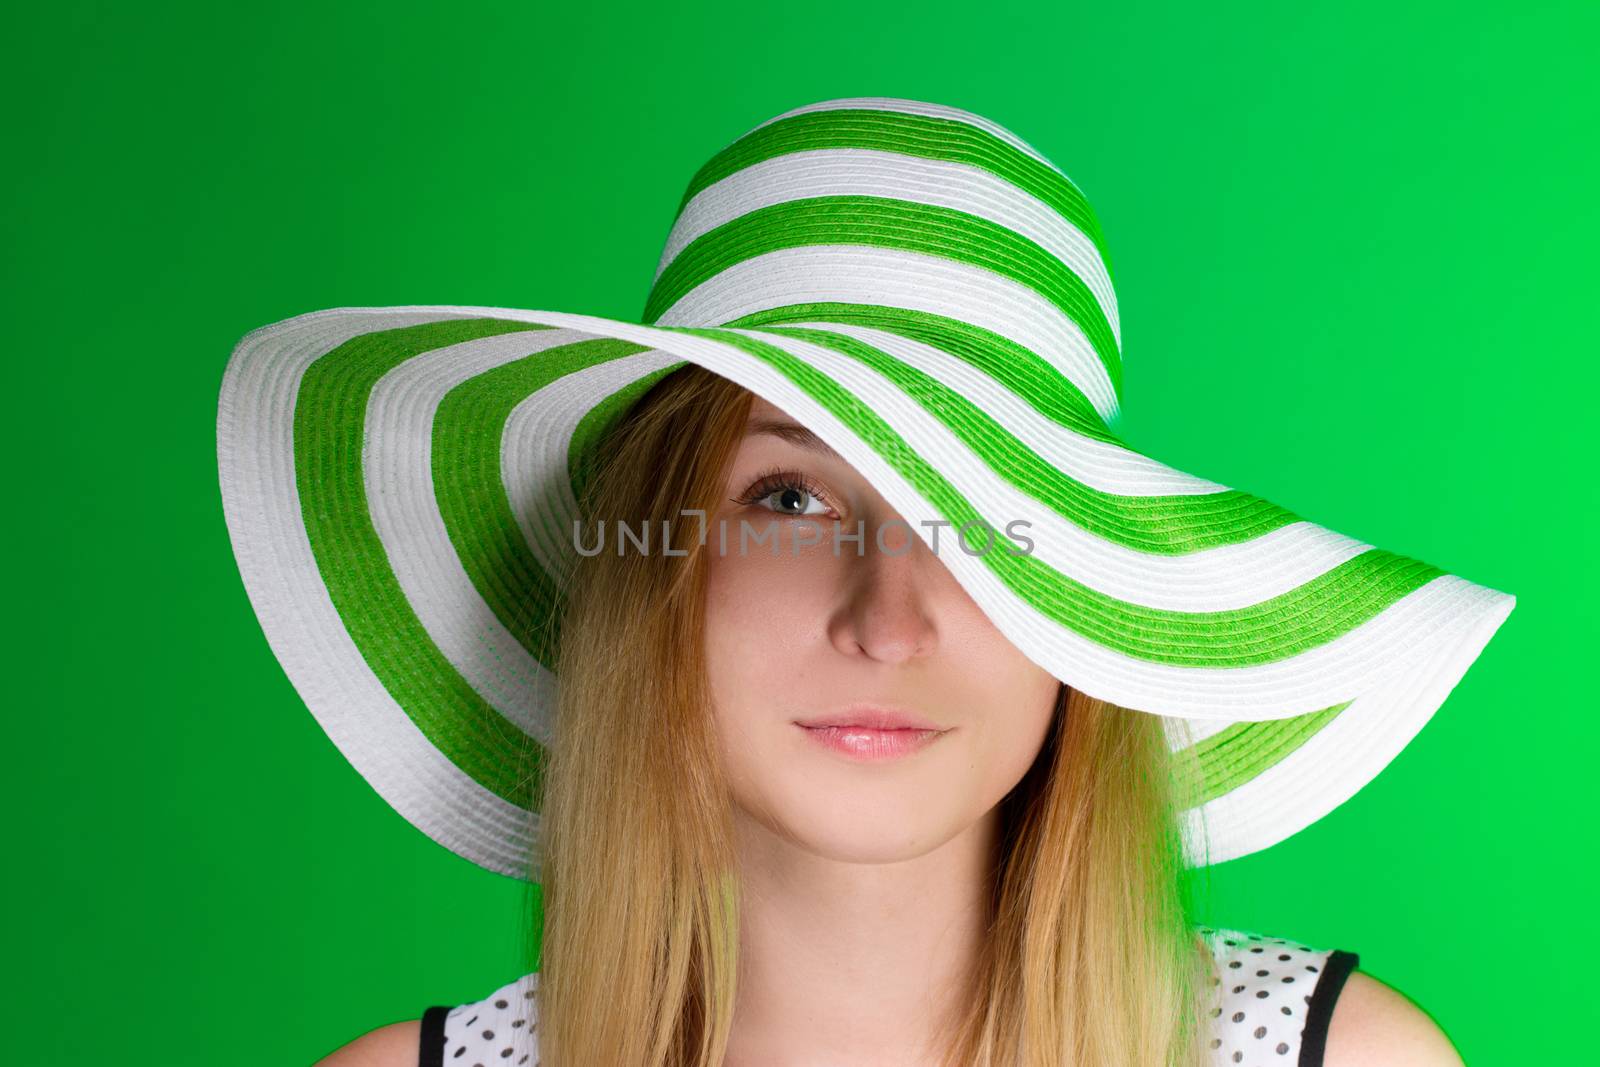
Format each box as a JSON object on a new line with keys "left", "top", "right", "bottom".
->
{"left": 1198, "top": 925, "right": 1461, "bottom": 1067}
{"left": 314, "top": 1019, "right": 422, "bottom": 1066}
{"left": 1324, "top": 969, "right": 1464, "bottom": 1066}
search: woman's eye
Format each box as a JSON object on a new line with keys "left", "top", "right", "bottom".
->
{"left": 757, "top": 483, "right": 829, "bottom": 517}
{"left": 736, "top": 470, "right": 837, "bottom": 518}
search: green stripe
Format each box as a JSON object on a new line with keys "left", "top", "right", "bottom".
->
{"left": 294, "top": 317, "right": 553, "bottom": 807}
{"left": 431, "top": 337, "right": 665, "bottom": 671}
{"left": 659, "top": 325, "right": 1444, "bottom": 666}
{"left": 641, "top": 195, "right": 1123, "bottom": 404}
{"left": 672, "top": 107, "right": 1113, "bottom": 284}
{"left": 725, "top": 302, "right": 1112, "bottom": 439}
{"left": 748, "top": 323, "right": 1296, "bottom": 553}
{"left": 1171, "top": 702, "right": 1351, "bottom": 811}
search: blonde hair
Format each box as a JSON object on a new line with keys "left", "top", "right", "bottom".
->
{"left": 533, "top": 362, "right": 1213, "bottom": 1066}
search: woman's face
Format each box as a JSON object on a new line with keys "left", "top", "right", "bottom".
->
{"left": 703, "top": 394, "right": 1061, "bottom": 864}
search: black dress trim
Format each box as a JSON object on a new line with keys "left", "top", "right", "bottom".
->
{"left": 418, "top": 1005, "right": 449, "bottom": 1067}
{"left": 1298, "top": 949, "right": 1360, "bottom": 1067}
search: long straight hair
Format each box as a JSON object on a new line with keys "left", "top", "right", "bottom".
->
{"left": 533, "top": 362, "right": 1213, "bottom": 1066}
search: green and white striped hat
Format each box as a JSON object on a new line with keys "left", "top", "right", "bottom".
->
{"left": 216, "top": 96, "right": 1515, "bottom": 875}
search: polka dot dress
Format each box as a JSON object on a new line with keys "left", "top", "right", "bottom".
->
{"left": 421, "top": 972, "right": 541, "bottom": 1066}
{"left": 1199, "top": 925, "right": 1360, "bottom": 1066}
{"left": 419, "top": 927, "right": 1357, "bottom": 1066}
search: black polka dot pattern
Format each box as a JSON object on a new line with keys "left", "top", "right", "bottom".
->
{"left": 440, "top": 972, "right": 540, "bottom": 1065}
{"left": 435, "top": 928, "right": 1340, "bottom": 1065}
{"left": 1199, "top": 925, "right": 1336, "bottom": 1064}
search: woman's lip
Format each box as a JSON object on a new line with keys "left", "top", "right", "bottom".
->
{"left": 795, "top": 723, "right": 950, "bottom": 761}
{"left": 794, "top": 704, "right": 943, "bottom": 731}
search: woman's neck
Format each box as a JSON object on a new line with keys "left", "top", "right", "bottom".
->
{"left": 722, "top": 805, "right": 999, "bottom": 1067}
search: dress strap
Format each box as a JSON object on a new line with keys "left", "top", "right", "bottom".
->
{"left": 417, "top": 1005, "right": 448, "bottom": 1067}
{"left": 1299, "top": 948, "right": 1360, "bottom": 1066}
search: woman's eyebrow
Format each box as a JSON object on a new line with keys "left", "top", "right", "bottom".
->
{"left": 744, "top": 417, "right": 843, "bottom": 462}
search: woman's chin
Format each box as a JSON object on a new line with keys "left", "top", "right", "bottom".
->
{"left": 781, "top": 817, "right": 964, "bottom": 865}
{"left": 747, "top": 783, "right": 973, "bottom": 865}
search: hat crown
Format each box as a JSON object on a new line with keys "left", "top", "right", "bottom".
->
{"left": 639, "top": 97, "right": 1127, "bottom": 425}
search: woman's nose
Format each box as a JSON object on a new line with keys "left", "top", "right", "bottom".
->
{"left": 827, "top": 517, "right": 941, "bottom": 665}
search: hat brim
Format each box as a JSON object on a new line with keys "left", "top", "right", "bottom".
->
{"left": 217, "top": 304, "right": 1514, "bottom": 873}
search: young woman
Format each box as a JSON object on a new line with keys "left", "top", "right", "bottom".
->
{"left": 217, "top": 97, "right": 1510, "bottom": 1066}
{"left": 314, "top": 375, "right": 1464, "bottom": 1067}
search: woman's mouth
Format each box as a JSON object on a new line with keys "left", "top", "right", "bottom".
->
{"left": 794, "top": 723, "right": 949, "bottom": 761}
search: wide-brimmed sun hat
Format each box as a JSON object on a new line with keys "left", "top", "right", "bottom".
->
{"left": 216, "top": 96, "right": 1515, "bottom": 874}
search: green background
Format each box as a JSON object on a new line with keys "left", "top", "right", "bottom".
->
{"left": 8, "top": 2, "right": 1593, "bottom": 1063}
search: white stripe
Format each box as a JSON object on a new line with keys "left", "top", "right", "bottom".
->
{"left": 500, "top": 349, "right": 686, "bottom": 582}
{"left": 1174, "top": 585, "right": 1514, "bottom": 864}
{"left": 651, "top": 245, "right": 1121, "bottom": 423}
{"left": 218, "top": 309, "right": 535, "bottom": 877}
{"left": 803, "top": 322, "right": 1217, "bottom": 494}
{"left": 740, "top": 324, "right": 1376, "bottom": 609}
{"left": 364, "top": 329, "right": 586, "bottom": 739}
{"left": 652, "top": 147, "right": 1120, "bottom": 351}
{"left": 749, "top": 97, "right": 1068, "bottom": 180}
